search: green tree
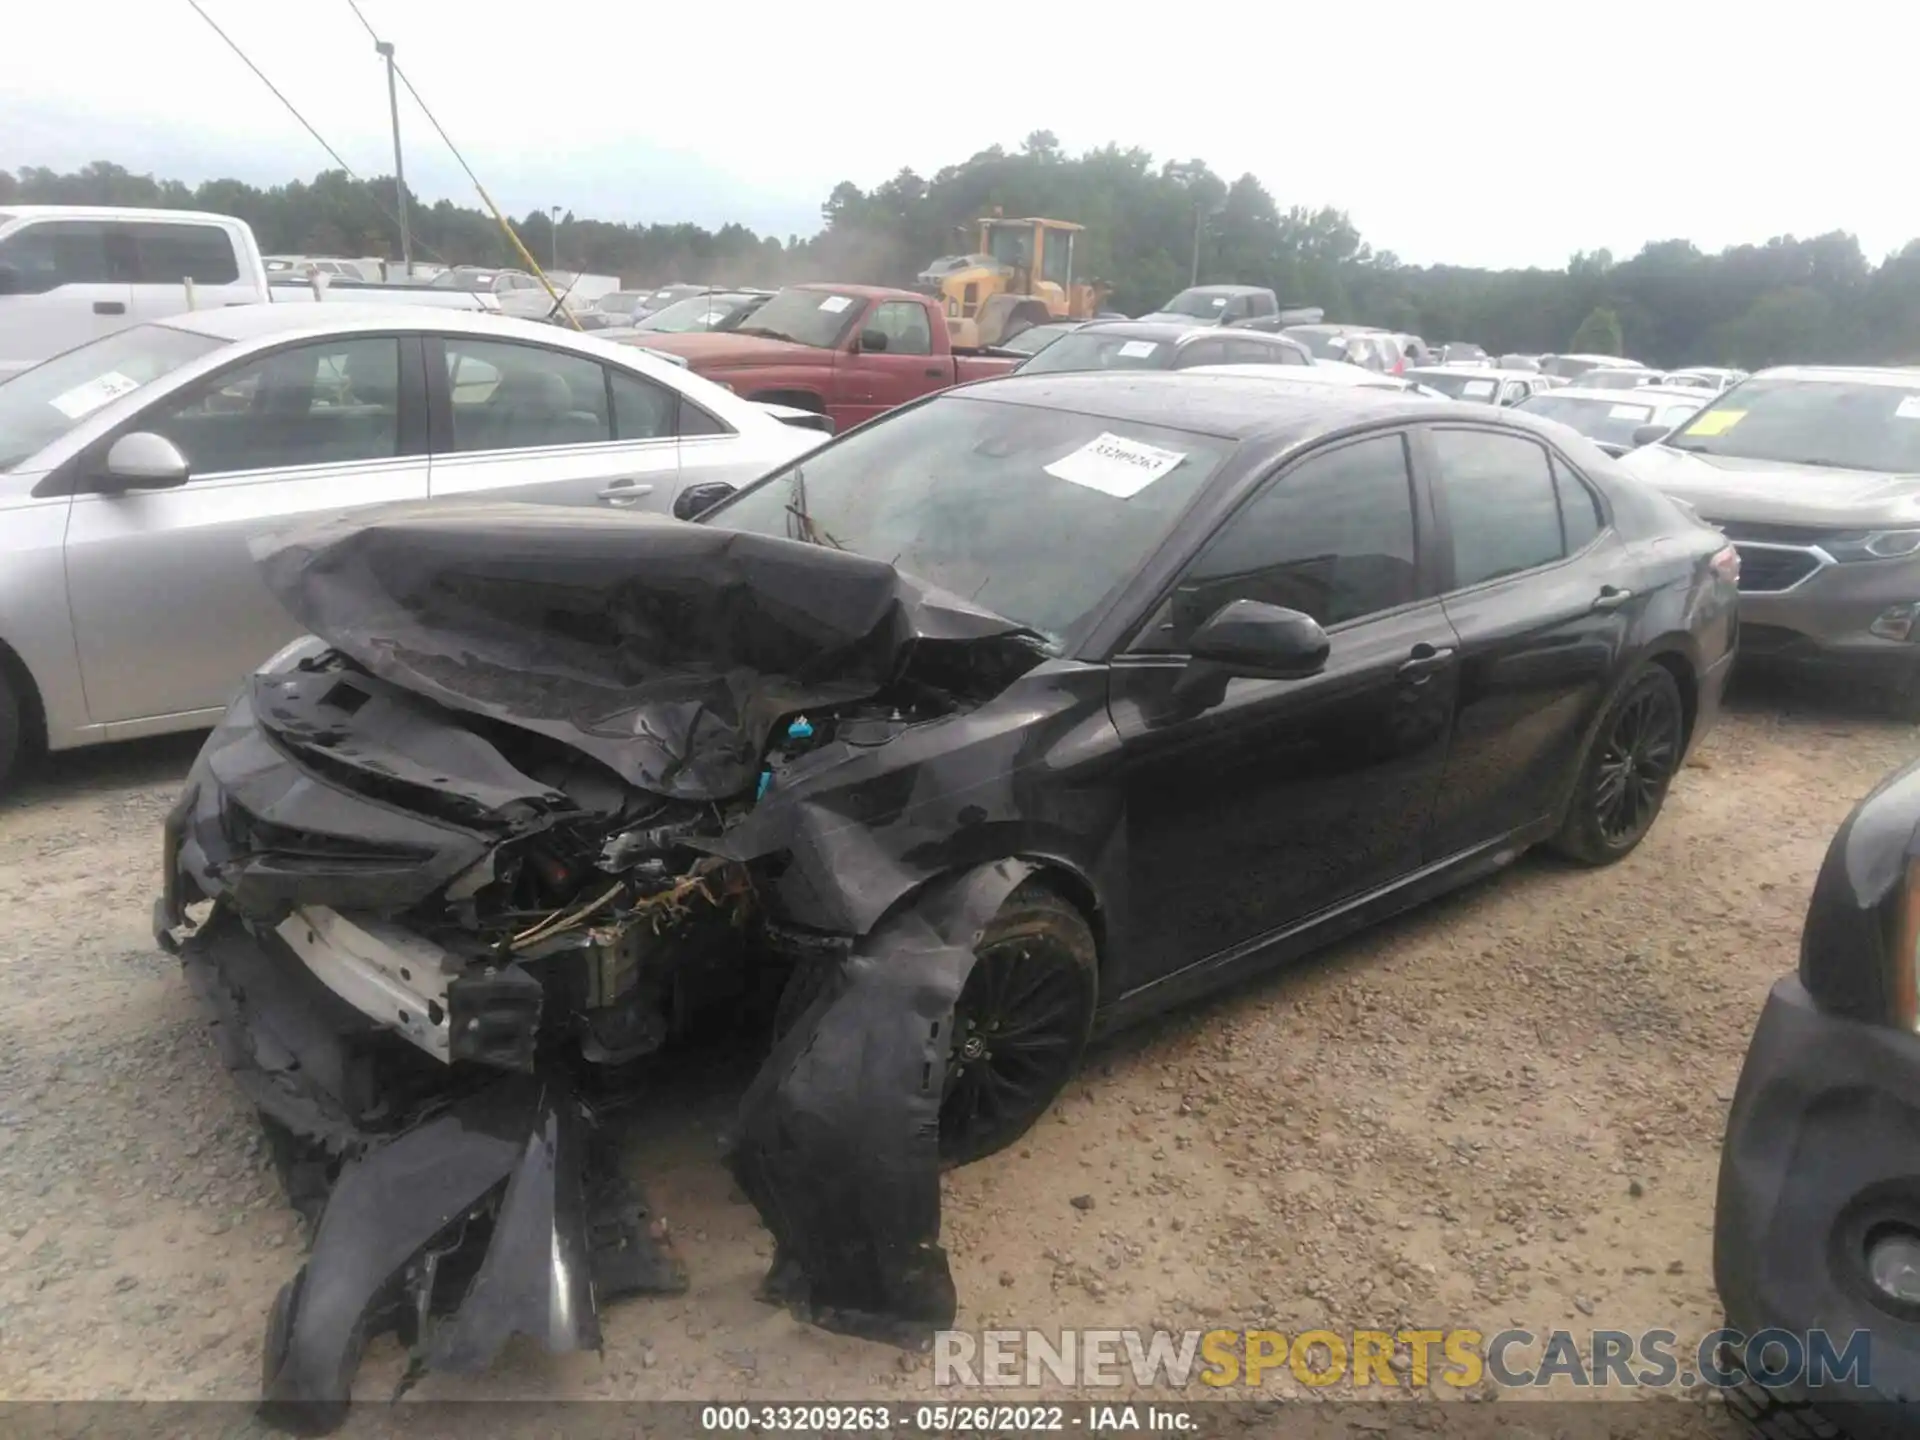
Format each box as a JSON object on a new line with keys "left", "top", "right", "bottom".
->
{"left": 1568, "top": 306, "right": 1624, "bottom": 355}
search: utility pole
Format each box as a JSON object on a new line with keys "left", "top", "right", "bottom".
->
{"left": 375, "top": 40, "right": 412, "bottom": 279}
{"left": 549, "top": 205, "right": 562, "bottom": 271}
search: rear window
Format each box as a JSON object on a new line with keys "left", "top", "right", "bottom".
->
{"left": 130, "top": 222, "right": 240, "bottom": 285}
{"left": 1018, "top": 331, "right": 1171, "bottom": 375}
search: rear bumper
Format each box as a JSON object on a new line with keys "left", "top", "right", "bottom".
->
{"left": 1715, "top": 976, "right": 1920, "bottom": 1432}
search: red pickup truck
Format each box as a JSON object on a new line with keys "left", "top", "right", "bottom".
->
{"left": 627, "top": 283, "right": 1019, "bottom": 433}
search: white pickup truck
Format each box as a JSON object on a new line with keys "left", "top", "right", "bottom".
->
{"left": 0, "top": 206, "right": 500, "bottom": 380}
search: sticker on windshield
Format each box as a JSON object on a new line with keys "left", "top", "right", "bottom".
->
{"left": 48, "top": 371, "right": 141, "bottom": 419}
{"left": 1686, "top": 409, "right": 1746, "bottom": 437}
{"left": 1117, "top": 340, "right": 1159, "bottom": 359}
{"left": 1044, "top": 432, "right": 1188, "bottom": 499}
{"left": 1462, "top": 379, "right": 1496, "bottom": 398}
{"left": 1896, "top": 395, "right": 1920, "bottom": 420}
{"left": 817, "top": 295, "right": 853, "bottom": 313}
{"left": 1609, "top": 403, "right": 1652, "bottom": 420}
{"left": 1209, "top": 296, "right": 1227, "bottom": 308}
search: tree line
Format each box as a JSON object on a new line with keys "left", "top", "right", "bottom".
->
{"left": 6, "top": 137, "right": 1918, "bottom": 370}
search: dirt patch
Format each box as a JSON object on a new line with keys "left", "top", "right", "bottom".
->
{"left": 0, "top": 687, "right": 1911, "bottom": 1426}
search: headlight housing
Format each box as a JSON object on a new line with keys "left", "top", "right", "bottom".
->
{"left": 257, "top": 635, "right": 328, "bottom": 675}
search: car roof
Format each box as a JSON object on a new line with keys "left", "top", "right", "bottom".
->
{"left": 1074, "top": 320, "right": 1214, "bottom": 343}
{"left": 955, "top": 370, "right": 1448, "bottom": 443}
{"left": 1529, "top": 385, "right": 1694, "bottom": 404}
{"left": 1406, "top": 366, "right": 1541, "bottom": 382}
{"left": 1749, "top": 365, "right": 1920, "bottom": 387}
{"left": 1184, "top": 363, "right": 1406, "bottom": 389}
{"left": 0, "top": 205, "right": 247, "bottom": 226}
{"left": 1174, "top": 284, "right": 1269, "bottom": 297}
{"left": 788, "top": 281, "right": 920, "bottom": 301}
{"left": 155, "top": 304, "right": 590, "bottom": 344}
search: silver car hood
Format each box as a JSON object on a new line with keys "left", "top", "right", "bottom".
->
{"left": 1621, "top": 444, "right": 1920, "bottom": 529}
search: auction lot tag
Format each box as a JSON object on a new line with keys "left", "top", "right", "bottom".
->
{"left": 817, "top": 295, "right": 853, "bottom": 313}
{"left": 1462, "top": 379, "right": 1496, "bottom": 398}
{"left": 1118, "top": 340, "right": 1159, "bottom": 359}
{"left": 1045, "top": 432, "right": 1188, "bottom": 498}
{"left": 49, "top": 371, "right": 141, "bottom": 418}
{"left": 1686, "top": 409, "right": 1746, "bottom": 436}
{"left": 1896, "top": 394, "right": 1920, "bottom": 420}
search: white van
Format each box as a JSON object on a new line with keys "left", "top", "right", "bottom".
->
{"left": 0, "top": 207, "right": 270, "bottom": 379}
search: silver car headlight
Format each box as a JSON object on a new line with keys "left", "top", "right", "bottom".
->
{"left": 257, "top": 635, "right": 329, "bottom": 675}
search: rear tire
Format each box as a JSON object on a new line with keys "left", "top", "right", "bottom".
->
{"left": 1550, "top": 664, "right": 1686, "bottom": 866}
{"left": 0, "top": 671, "right": 22, "bottom": 795}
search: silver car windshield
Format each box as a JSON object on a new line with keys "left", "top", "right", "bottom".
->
{"left": 705, "top": 394, "right": 1233, "bottom": 648}
{"left": 1665, "top": 377, "right": 1920, "bottom": 473}
{"left": 0, "top": 323, "right": 224, "bottom": 471}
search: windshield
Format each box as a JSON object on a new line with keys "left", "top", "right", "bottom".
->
{"left": 597, "top": 292, "right": 644, "bottom": 315}
{"left": 1018, "top": 331, "right": 1173, "bottom": 376}
{"left": 1662, "top": 377, "right": 1920, "bottom": 473}
{"left": 637, "top": 293, "right": 753, "bottom": 333}
{"left": 1001, "top": 324, "right": 1074, "bottom": 356}
{"left": 1544, "top": 355, "right": 1616, "bottom": 380}
{"left": 1160, "top": 289, "right": 1234, "bottom": 319}
{"left": 0, "top": 323, "right": 224, "bottom": 471}
{"left": 1411, "top": 370, "right": 1502, "bottom": 401}
{"left": 1519, "top": 392, "right": 1701, "bottom": 448}
{"left": 431, "top": 270, "right": 494, "bottom": 291}
{"left": 703, "top": 395, "right": 1233, "bottom": 646}
{"left": 728, "top": 288, "right": 865, "bottom": 348}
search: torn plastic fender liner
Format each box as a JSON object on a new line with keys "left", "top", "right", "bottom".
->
{"left": 261, "top": 1072, "right": 626, "bottom": 1433}
{"left": 727, "top": 857, "right": 1037, "bottom": 1346}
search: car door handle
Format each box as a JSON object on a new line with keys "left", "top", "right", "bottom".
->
{"left": 93, "top": 301, "right": 126, "bottom": 315}
{"left": 1397, "top": 643, "right": 1456, "bottom": 681}
{"left": 1591, "top": 585, "right": 1634, "bottom": 612}
{"left": 598, "top": 480, "right": 655, "bottom": 505}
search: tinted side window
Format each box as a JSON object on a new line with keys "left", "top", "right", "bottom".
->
{"left": 1553, "top": 455, "right": 1603, "bottom": 552}
{"left": 0, "top": 220, "right": 136, "bottom": 290}
{"left": 1143, "top": 433, "right": 1420, "bottom": 648}
{"left": 1433, "top": 428, "right": 1564, "bottom": 588}
{"left": 871, "top": 301, "right": 932, "bottom": 356}
{"left": 133, "top": 224, "right": 240, "bottom": 285}
{"left": 143, "top": 337, "right": 401, "bottom": 476}
{"left": 677, "top": 395, "right": 730, "bottom": 437}
{"left": 609, "top": 368, "right": 676, "bottom": 440}
{"left": 442, "top": 338, "right": 611, "bottom": 452}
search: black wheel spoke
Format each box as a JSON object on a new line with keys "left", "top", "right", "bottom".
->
{"left": 1590, "top": 678, "right": 1681, "bottom": 846}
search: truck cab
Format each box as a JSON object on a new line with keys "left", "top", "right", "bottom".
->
{"left": 0, "top": 207, "right": 269, "bottom": 379}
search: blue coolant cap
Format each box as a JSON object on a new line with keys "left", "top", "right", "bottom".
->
{"left": 756, "top": 769, "right": 773, "bottom": 801}
{"left": 787, "top": 716, "right": 814, "bottom": 740}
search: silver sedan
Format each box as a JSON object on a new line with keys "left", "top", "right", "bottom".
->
{"left": 0, "top": 304, "right": 822, "bottom": 786}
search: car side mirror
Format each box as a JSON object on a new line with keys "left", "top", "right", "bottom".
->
{"left": 1630, "top": 423, "right": 1671, "bottom": 448}
{"left": 672, "top": 479, "right": 736, "bottom": 521}
{"left": 857, "top": 328, "right": 889, "bottom": 354}
{"left": 97, "top": 432, "right": 190, "bottom": 492}
{"left": 1171, "top": 600, "right": 1329, "bottom": 711}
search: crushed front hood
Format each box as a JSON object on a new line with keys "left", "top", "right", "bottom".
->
{"left": 257, "top": 504, "right": 1043, "bottom": 802}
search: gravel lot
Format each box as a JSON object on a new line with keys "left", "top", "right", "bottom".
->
{"left": 0, "top": 681, "right": 1912, "bottom": 1428}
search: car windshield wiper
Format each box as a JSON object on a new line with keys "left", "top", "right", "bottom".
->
{"left": 732, "top": 326, "right": 801, "bottom": 344}
{"left": 783, "top": 468, "right": 844, "bottom": 550}
{"left": 1666, "top": 440, "right": 1715, "bottom": 453}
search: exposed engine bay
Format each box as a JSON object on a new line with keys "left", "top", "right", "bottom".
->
{"left": 154, "top": 504, "right": 1070, "bottom": 1430}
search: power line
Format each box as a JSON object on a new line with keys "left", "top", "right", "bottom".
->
{"left": 184, "top": 0, "right": 450, "bottom": 267}
{"left": 185, "top": 0, "right": 363, "bottom": 181}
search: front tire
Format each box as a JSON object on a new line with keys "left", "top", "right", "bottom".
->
{"left": 938, "top": 885, "right": 1097, "bottom": 1167}
{"left": 1551, "top": 664, "right": 1686, "bottom": 866}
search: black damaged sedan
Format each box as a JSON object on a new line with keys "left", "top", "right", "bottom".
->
{"left": 156, "top": 371, "right": 1738, "bottom": 1425}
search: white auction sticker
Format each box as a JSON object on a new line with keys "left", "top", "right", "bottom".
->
{"left": 1117, "top": 340, "right": 1159, "bottom": 359}
{"left": 817, "top": 295, "right": 853, "bottom": 313}
{"left": 1044, "top": 432, "right": 1188, "bottom": 499}
{"left": 1462, "top": 379, "right": 1495, "bottom": 398}
{"left": 48, "top": 371, "right": 141, "bottom": 419}
{"left": 1896, "top": 394, "right": 1920, "bottom": 420}
{"left": 1609, "top": 403, "right": 1652, "bottom": 420}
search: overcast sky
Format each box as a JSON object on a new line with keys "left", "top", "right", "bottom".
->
{"left": 3, "top": 2, "right": 1915, "bottom": 270}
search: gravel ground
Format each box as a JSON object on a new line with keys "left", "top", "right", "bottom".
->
{"left": 0, "top": 681, "right": 1912, "bottom": 1431}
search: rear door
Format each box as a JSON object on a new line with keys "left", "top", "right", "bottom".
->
{"left": 0, "top": 219, "right": 135, "bottom": 374}
{"left": 126, "top": 220, "right": 253, "bottom": 317}
{"left": 1109, "top": 429, "right": 1461, "bottom": 990}
{"left": 426, "top": 335, "right": 681, "bottom": 511}
{"left": 838, "top": 299, "right": 947, "bottom": 427}
{"left": 1418, "top": 424, "right": 1634, "bottom": 856}
{"left": 61, "top": 333, "right": 430, "bottom": 724}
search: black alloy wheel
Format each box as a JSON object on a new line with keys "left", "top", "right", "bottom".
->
{"left": 1552, "top": 664, "right": 1686, "bottom": 866}
{"left": 938, "top": 887, "right": 1097, "bottom": 1168}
